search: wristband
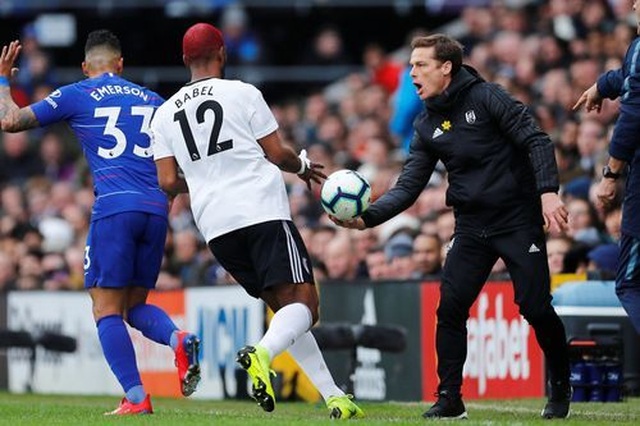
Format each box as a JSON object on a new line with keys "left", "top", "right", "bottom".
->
{"left": 297, "top": 149, "right": 310, "bottom": 175}
{"left": 0, "top": 76, "right": 9, "bottom": 87}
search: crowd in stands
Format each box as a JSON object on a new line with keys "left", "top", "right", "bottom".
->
{"left": 0, "top": 0, "right": 631, "bottom": 292}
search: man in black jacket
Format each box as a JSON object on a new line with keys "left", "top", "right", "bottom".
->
{"left": 331, "top": 34, "right": 571, "bottom": 419}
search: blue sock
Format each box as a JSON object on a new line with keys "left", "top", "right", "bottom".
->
{"left": 97, "top": 315, "right": 144, "bottom": 401}
{"left": 126, "top": 385, "right": 147, "bottom": 404}
{"left": 170, "top": 331, "right": 180, "bottom": 351}
{"left": 127, "top": 304, "right": 178, "bottom": 346}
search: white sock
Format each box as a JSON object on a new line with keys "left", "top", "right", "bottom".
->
{"left": 288, "top": 331, "right": 344, "bottom": 401}
{"left": 258, "top": 303, "right": 312, "bottom": 359}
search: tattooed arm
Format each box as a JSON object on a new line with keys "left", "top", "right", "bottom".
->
{"left": 0, "top": 40, "right": 40, "bottom": 132}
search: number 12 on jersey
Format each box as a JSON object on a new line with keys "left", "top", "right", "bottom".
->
{"left": 174, "top": 100, "right": 233, "bottom": 161}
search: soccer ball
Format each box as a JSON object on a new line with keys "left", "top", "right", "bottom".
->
{"left": 320, "top": 169, "right": 371, "bottom": 220}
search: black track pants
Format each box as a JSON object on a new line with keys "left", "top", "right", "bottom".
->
{"left": 435, "top": 226, "right": 570, "bottom": 394}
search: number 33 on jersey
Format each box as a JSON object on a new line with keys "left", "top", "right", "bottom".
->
{"left": 30, "top": 72, "right": 168, "bottom": 220}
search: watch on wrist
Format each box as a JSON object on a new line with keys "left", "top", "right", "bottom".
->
{"left": 602, "top": 165, "right": 621, "bottom": 180}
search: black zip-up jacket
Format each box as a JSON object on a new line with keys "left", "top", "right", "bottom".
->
{"left": 361, "top": 65, "right": 559, "bottom": 237}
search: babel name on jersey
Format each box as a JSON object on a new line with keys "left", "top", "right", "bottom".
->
{"left": 90, "top": 85, "right": 150, "bottom": 102}
{"left": 174, "top": 85, "right": 216, "bottom": 109}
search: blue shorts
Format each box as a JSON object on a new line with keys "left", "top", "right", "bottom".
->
{"left": 84, "top": 212, "right": 167, "bottom": 289}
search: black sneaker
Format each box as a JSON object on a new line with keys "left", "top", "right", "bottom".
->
{"left": 541, "top": 381, "right": 571, "bottom": 419}
{"left": 422, "top": 391, "right": 468, "bottom": 420}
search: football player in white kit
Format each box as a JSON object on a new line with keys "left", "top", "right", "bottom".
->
{"left": 151, "top": 23, "right": 364, "bottom": 420}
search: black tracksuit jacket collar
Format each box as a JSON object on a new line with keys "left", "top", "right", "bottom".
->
{"left": 426, "top": 65, "right": 483, "bottom": 113}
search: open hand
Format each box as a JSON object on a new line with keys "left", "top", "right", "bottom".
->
{"left": 0, "top": 40, "right": 21, "bottom": 79}
{"left": 541, "top": 193, "right": 569, "bottom": 234}
{"left": 297, "top": 149, "right": 327, "bottom": 190}
{"left": 298, "top": 161, "right": 326, "bottom": 190}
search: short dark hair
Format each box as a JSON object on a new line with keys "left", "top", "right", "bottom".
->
{"left": 411, "top": 34, "right": 463, "bottom": 75}
{"left": 85, "top": 29, "right": 121, "bottom": 55}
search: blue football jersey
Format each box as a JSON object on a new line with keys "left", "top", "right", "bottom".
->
{"left": 31, "top": 73, "right": 168, "bottom": 221}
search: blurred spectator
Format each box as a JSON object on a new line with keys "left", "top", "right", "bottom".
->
{"left": 308, "top": 224, "right": 337, "bottom": 266}
{"left": 296, "top": 92, "right": 329, "bottom": 146}
{"left": 378, "top": 212, "right": 420, "bottom": 245}
{"left": 38, "top": 131, "right": 76, "bottom": 182}
{"left": 362, "top": 43, "right": 402, "bottom": 94}
{"left": 389, "top": 64, "right": 423, "bottom": 153}
{"left": 351, "top": 227, "right": 378, "bottom": 278}
{"left": 587, "top": 243, "right": 620, "bottom": 279}
{"left": 168, "top": 229, "right": 209, "bottom": 287}
{"left": 301, "top": 26, "right": 353, "bottom": 67}
{"left": 356, "top": 136, "right": 394, "bottom": 182}
{"left": 575, "top": 118, "right": 607, "bottom": 176}
{"left": 12, "top": 223, "right": 43, "bottom": 253}
{"left": 578, "top": 0, "right": 616, "bottom": 35}
{"left": 316, "top": 112, "right": 349, "bottom": 153}
{"left": 365, "top": 245, "right": 390, "bottom": 280}
{"left": 41, "top": 252, "right": 70, "bottom": 291}
{"left": 15, "top": 23, "right": 56, "bottom": 100}
{"left": 566, "top": 198, "right": 606, "bottom": 246}
{"left": 562, "top": 175, "right": 591, "bottom": 201}
{"left": 16, "top": 250, "right": 42, "bottom": 290}
{"left": 384, "top": 232, "right": 416, "bottom": 279}
{"left": 547, "top": 236, "right": 573, "bottom": 275}
{"left": 1, "top": 184, "right": 29, "bottom": 227}
{"left": 307, "top": 142, "right": 338, "bottom": 177}
{"left": 0, "top": 131, "right": 43, "bottom": 184}
{"left": 324, "top": 235, "right": 361, "bottom": 280}
{"left": 563, "top": 242, "right": 592, "bottom": 274}
{"left": 459, "top": 6, "right": 494, "bottom": 51}
{"left": 61, "top": 204, "right": 90, "bottom": 247}
{"left": 219, "top": 4, "right": 267, "bottom": 65}
{"left": 436, "top": 209, "right": 456, "bottom": 245}
{"left": 412, "top": 233, "right": 442, "bottom": 279}
{"left": 415, "top": 181, "right": 448, "bottom": 218}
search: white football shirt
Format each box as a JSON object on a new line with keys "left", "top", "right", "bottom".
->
{"left": 151, "top": 77, "right": 291, "bottom": 241}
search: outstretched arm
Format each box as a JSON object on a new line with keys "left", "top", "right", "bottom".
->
{"left": 258, "top": 131, "right": 326, "bottom": 190}
{"left": 0, "top": 40, "right": 39, "bottom": 132}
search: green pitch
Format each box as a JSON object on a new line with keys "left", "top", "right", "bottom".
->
{"left": 0, "top": 392, "right": 638, "bottom": 425}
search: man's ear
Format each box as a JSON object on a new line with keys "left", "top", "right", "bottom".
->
{"left": 81, "top": 61, "right": 90, "bottom": 77}
{"left": 442, "top": 60, "right": 453, "bottom": 76}
{"left": 116, "top": 57, "right": 124, "bottom": 74}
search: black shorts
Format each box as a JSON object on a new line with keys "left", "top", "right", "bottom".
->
{"left": 208, "top": 219, "right": 315, "bottom": 298}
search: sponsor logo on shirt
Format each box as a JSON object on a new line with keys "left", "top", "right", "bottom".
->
{"left": 44, "top": 89, "right": 62, "bottom": 109}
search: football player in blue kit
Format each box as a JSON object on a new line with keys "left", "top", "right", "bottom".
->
{"left": 0, "top": 30, "right": 200, "bottom": 415}
{"left": 574, "top": 0, "right": 640, "bottom": 336}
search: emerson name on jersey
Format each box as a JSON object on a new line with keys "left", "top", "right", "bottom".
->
{"left": 89, "top": 84, "right": 151, "bottom": 102}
